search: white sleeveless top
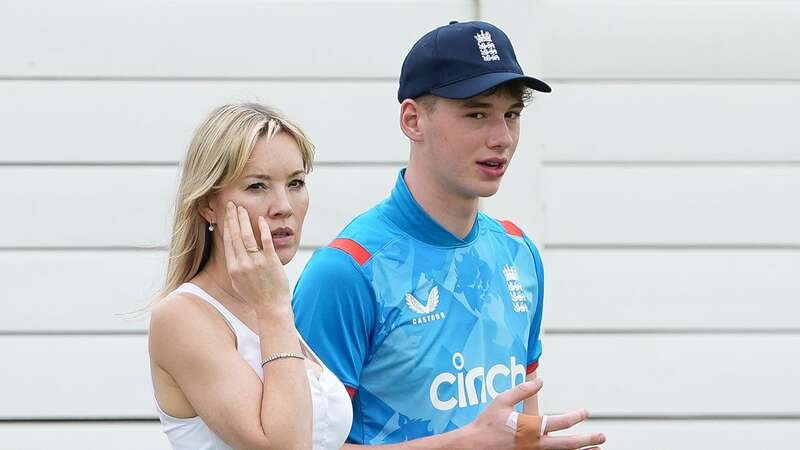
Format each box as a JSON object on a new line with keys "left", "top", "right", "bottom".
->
{"left": 155, "top": 282, "right": 352, "bottom": 450}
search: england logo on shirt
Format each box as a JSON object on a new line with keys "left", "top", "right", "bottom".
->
{"left": 503, "top": 265, "right": 529, "bottom": 313}
{"left": 406, "top": 286, "right": 446, "bottom": 325}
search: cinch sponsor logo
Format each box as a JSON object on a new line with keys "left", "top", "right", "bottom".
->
{"left": 429, "top": 352, "right": 526, "bottom": 411}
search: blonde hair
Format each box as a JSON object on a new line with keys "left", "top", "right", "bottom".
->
{"left": 157, "top": 103, "right": 314, "bottom": 302}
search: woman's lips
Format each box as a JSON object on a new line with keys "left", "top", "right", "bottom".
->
{"left": 270, "top": 227, "right": 294, "bottom": 247}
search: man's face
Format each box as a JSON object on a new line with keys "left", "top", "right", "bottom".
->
{"left": 417, "top": 91, "right": 523, "bottom": 200}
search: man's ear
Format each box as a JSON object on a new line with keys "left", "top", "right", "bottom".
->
{"left": 399, "top": 99, "right": 425, "bottom": 143}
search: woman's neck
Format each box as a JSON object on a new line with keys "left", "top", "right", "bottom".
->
{"left": 193, "top": 250, "right": 246, "bottom": 305}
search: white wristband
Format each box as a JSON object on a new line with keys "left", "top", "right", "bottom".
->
{"left": 540, "top": 415, "right": 548, "bottom": 436}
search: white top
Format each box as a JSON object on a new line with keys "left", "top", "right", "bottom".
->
{"left": 155, "top": 282, "right": 353, "bottom": 450}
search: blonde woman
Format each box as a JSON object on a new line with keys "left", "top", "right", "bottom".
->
{"left": 148, "top": 103, "right": 352, "bottom": 450}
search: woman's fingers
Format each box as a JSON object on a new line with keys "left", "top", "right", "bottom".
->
{"left": 258, "top": 216, "right": 278, "bottom": 259}
{"left": 236, "top": 205, "right": 260, "bottom": 252}
{"left": 544, "top": 409, "right": 589, "bottom": 433}
{"left": 226, "top": 202, "right": 248, "bottom": 261}
{"left": 222, "top": 209, "right": 236, "bottom": 272}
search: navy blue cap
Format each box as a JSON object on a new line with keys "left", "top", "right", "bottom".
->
{"left": 398, "top": 20, "right": 551, "bottom": 102}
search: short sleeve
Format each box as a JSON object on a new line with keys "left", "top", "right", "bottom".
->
{"left": 292, "top": 246, "right": 376, "bottom": 391}
{"left": 522, "top": 234, "right": 545, "bottom": 373}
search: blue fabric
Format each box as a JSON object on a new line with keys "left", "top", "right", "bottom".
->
{"left": 293, "top": 246, "right": 376, "bottom": 389}
{"left": 293, "top": 169, "right": 544, "bottom": 444}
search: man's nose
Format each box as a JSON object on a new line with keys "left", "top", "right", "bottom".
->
{"left": 487, "top": 117, "right": 513, "bottom": 150}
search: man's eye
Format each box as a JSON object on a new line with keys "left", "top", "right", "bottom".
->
{"left": 469, "top": 112, "right": 486, "bottom": 119}
{"left": 506, "top": 111, "right": 522, "bottom": 119}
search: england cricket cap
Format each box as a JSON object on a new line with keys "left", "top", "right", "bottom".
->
{"left": 398, "top": 20, "right": 551, "bottom": 102}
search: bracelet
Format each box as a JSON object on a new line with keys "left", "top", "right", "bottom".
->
{"left": 261, "top": 352, "right": 305, "bottom": 367}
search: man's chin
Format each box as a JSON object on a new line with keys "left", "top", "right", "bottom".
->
{"left": 474, "top": 182, "right": 502, "bottom": 198}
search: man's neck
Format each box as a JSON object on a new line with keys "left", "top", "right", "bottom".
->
{"left": 403, "top": 165, "right": 479, "bottom": 240}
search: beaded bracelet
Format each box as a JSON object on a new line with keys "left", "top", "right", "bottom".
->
{"left": 260, "top": 352, "right": 306, "bottom": 368}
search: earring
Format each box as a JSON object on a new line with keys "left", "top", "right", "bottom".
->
{"left": 208, "top": 222, "right": 215, "bottom": 231}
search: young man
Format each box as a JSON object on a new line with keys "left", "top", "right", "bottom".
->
{"left": 293, "top": 21, "right": 605, "bottom": 449}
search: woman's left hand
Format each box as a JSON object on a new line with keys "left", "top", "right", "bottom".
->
{"left": 222, "top": 201, "right": 292, "bottom": 311}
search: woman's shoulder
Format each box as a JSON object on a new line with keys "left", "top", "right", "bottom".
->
{"left": 149, "top": 289, "right": 236, "bottom": 359}
{"left": 151, "top": 289, "right": 213, "bottom": 327}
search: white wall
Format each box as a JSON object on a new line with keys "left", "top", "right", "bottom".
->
{"left": 2, "top": 1, "right": 798, "bottom": 449}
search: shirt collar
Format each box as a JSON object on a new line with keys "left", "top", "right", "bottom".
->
{"left": 380, "top": 168, "right": 480, "bottom": 246}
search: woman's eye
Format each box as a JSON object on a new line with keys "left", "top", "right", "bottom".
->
{"left": 289, "top": 179, "right": 306, "bottom": 188}
{"left": 469, "top": 112, "right": 486, "bottom": 119}
{"left": 247, "top": 183, "right": 266, "bottom": 190}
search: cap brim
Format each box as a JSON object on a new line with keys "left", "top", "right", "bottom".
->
{"left": 430, "top": 72, "right": 551, "bottom": 99}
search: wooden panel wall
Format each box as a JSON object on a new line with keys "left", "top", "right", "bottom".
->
{"left": 2, "top": 1, "right": 798, "bottom": 448}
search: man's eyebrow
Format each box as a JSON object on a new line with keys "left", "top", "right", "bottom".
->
{"left": 460, "top": 100, "right": 525, "bottom": 109}
{"left": 461, "top": 100, "right": 493, "bottom": 108}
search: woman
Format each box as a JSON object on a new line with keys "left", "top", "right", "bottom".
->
{"left": 149, "top": 103, "right": 352, "bottom": 450}
{"left": 149, "top": 102, "right": 601, "bottom": 450}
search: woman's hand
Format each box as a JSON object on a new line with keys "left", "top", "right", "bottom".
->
{"left": 464, "top": 379, "right": 606, "bottom": 450}
{"left": 222, "top": 201, "right": 291, "bottom": 311}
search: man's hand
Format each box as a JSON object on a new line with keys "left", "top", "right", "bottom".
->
{"left": 465, "top": 379, "right": 607, "bottom": 450}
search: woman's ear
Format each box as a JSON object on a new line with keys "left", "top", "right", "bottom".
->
{"left": 399, "top": 99, "right": 425, "bottom": 143}
{"left": 198, "top": 195, "right": 217, "bottom": 225}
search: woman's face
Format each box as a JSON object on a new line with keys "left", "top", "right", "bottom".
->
{"left": 206, "top": 132, "right": 309, "bottom": 265}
